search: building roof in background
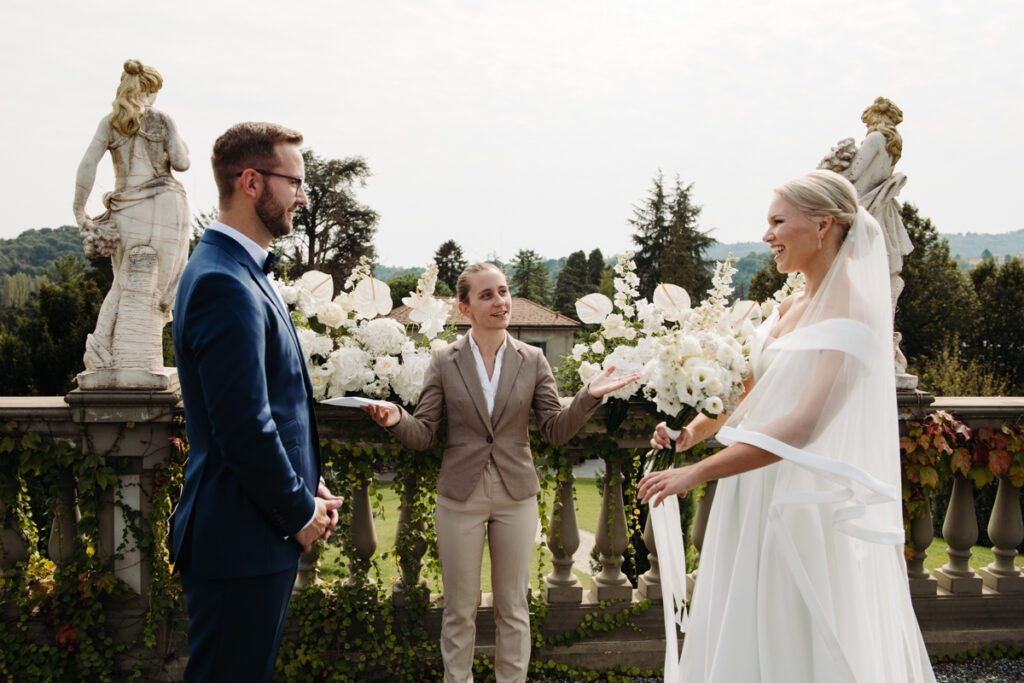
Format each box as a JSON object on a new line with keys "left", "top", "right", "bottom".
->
{"left": 389, "top": 297, "right": 580, "bottom": 329}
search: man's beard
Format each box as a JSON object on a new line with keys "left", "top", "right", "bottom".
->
{"left": 255, "top": 188, "right": 293, "bottom": 239}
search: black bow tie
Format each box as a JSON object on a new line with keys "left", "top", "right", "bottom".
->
{"left": 263, "top": 251, "right": 280, "bottom": 275}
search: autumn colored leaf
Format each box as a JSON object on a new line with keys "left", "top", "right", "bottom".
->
{"left": 988, "top": 449, "right": 1011, "bottom": 477}
{"left": 951, "top": 448, "right": 972, "bottom": 475}
{"left": 900, "top": 437, "right": 916, "bottom": 455}
{"left": 919, "top": 466, "right": 939, "bottom": 489}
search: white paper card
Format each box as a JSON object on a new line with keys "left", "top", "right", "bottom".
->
{"left": 320, "top": 396, "right": 393, "bottom": 409}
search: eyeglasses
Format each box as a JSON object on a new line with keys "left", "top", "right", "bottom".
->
{"left": 237, "top": 169, "right": 306, "bottom": 198}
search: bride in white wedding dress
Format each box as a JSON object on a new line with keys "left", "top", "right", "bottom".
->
{"left": 639, "top": 170, "right": 935, "bottom": 682}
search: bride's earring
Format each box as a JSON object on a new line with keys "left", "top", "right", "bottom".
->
{"left": 818, "top": 236, "right": 822, "bottom": 250}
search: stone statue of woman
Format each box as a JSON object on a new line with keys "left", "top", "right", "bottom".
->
{"left": 72, "top": 59, "right": 190, "bottom": 390}
{"left": 819, "top": 97, "right": 916, "bottom": 388}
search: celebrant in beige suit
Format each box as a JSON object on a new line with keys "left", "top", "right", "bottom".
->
{"left": 365, "top": 263, "right": 637, "bottom": 683}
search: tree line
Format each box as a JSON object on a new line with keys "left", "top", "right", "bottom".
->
{"left": 1, "top": 147, "right": 1022, "bottom": 397}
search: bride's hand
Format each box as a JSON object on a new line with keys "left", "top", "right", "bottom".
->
{"left": 649, "top": 422, "right": 695, "bottom": 452}
{"left": 638, "top": 465, "right": 702, "bottom": 507}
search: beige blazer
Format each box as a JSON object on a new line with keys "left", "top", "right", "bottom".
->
{"left": 389, "top": 334, "right": 600, "bottom": 501}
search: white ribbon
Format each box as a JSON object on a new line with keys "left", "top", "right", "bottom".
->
{"left": 645, "top": 459, "right": 689, "bottom": 680}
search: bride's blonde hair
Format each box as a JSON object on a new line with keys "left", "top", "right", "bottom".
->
{"left": 775, "top": 170, "right": 858, "bottom": 237}
{"left": 110, "top": 59, "right": 163, "bottom": 137}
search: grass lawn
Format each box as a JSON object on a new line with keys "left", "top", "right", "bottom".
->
{"left": 921, "top": 538, "right": 1024, "bottom": 572}
{"left": 318, "top": 476, "right": 1023, "bottom": 591}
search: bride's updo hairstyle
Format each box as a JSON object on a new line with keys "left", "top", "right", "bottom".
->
{"left": 775, "top": 170, "right": 858, "bottom": 239}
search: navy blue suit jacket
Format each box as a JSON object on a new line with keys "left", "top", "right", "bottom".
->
{"left": 170, "top": 229, "right": 320, "bottom": 579}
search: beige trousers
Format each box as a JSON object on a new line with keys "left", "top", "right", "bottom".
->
{"left": 435, "top": 458, "right": 538, "bottom": 683}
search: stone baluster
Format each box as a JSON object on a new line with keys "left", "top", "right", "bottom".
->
{"left": 48, "top": 469, "right": 80, "bottom": 566}
{"left": 544, "top": 467, "right": 583, "bottom": 604}
{"left": 393, "top": 472, "right": 428, "bottom": 605}
{"left": 978, "top": 476, "right": 1024, "bottom": 592}
{"left": 933, "top": 474, "right": 982, "bottom": 593}
{"left": 295, "top": 548, "right": 318, "bottom": 589}
{"left": 0, "top": 478, "right": 29, "bottom": 575}
{"left": 588, "top": 459, "right": 632, "bottom": 602}
{"left": 345, "top": 475, "right": 377, "bottom": 588}
{"left": 637, "top": 513, "right": 661, "bottom": 601}
{"left": 906, "top": 505, "right": 938, "bottom": 596}
{"left": 687, "top": 479, "right": 717, "bottom": 596}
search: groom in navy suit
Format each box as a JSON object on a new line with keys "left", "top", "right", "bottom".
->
{"left": 171, "top": 122, "right": 343, "bottom": 682}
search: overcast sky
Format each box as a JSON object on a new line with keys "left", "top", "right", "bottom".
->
{"left": 2, "top": 1, "right": 1020, "bottom": 266}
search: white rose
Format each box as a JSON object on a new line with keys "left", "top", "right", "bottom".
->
{"left": 309, "top": 364, "right": 332, "bottom": 400}
{"left": 572, "top": 343, "right": 587, "bottom": 361}
{"left": 374, "top": 355, "right": 401, "bottom": 380}
{"left": 578, "top": 361, "right": 601, "bottom": 385}
{"left": 316, "top": 301, "right": 347, "bottom": 329}
{"left": 591, "top": 340, "right": 606, "bottom": 355}
{"left": 279, "top": 285, "right": 299, "bottom": 305}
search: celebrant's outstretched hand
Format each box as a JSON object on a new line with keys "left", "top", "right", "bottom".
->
{"left": 586, "top": 365, "right": 640, "bottom": 398}
{"left": 362, "top": 402, "right": 400, "bottom": 428}
{"left": 638, "top": 464, "right": 701, "bottom": 507}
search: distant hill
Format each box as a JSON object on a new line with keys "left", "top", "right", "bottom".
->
{"left": 707, "top": 241, "right": 768, "bottom": 259}
{"left": 0, "top": 225, "right": 83, "bottom": 277}
{"left": 4, "top": 225, "right": 1022, "bottom": 284}
{"left": 942, "top": 229, "right": 1024, "bottom": 259}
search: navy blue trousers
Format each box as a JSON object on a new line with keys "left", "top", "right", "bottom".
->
{"left": 181, "top": 565, "right": 298, "bottom": 682}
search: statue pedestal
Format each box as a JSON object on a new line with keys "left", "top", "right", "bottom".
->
{"left": 77, "top": 368, "right": 179, "bottom": 392}
{"left": 896, "top": 373, "right": 919, "bottom": 391}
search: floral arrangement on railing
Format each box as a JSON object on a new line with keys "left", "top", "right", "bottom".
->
{"left": 273, "top": 259, "right": 453, "bottom": 406}
{"left": 900, "top": 410, "right": 971, "bottom": 522}
{"left": 899, "top": 411, "right": 1024, "bottom": 527}
{"left": 560, "top": 252, "right": 761, "bottom": 468}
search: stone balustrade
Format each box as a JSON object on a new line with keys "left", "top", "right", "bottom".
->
{"left": 2, "top": 391, "right": 1024, "bottom": 674}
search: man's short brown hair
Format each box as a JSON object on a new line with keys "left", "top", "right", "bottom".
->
{"left": 211, "top": 122, "right": 303, "bottom": 202}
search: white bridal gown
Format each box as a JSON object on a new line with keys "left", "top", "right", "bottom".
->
{"left": 674, "top": 209, "right": 936, "bottom": 683}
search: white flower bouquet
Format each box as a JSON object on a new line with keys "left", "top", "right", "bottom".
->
{"left": 273, "top": 259, "right": 453, "bottom": 407}
{"left": 561, "top": 253, "right": 762, "bottom": 469}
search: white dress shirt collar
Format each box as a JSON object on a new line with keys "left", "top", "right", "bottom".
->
{"left": 467, "top": 332, "right": 509, "bottom": 418}
{"left": 206, "top": 220, "right": 269, "bottom": 270}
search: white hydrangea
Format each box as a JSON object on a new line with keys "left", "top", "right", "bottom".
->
{"left": 354, "top": 317, "right": 407, "bottom": 356}
{"left": 294, "top": 327, "right": 333, "bottom": 363}
{"left": 327, "top": 346, "right": 374, "bottom": 394}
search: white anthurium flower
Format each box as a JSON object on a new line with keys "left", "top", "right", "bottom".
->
{"left": 298, "top": 270, "right": 334, "bottom": 304}
{"left": 591, "top": 340, "right": 606, "bottom": 355}
{"left": 652, "top": 283, "right": 691, "bottom": 322}
{"left": 575, "top": 293, "right": 613, "bottom": 325}
{"left": 352, "top": 276, "right": 392, "bottom": 319}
